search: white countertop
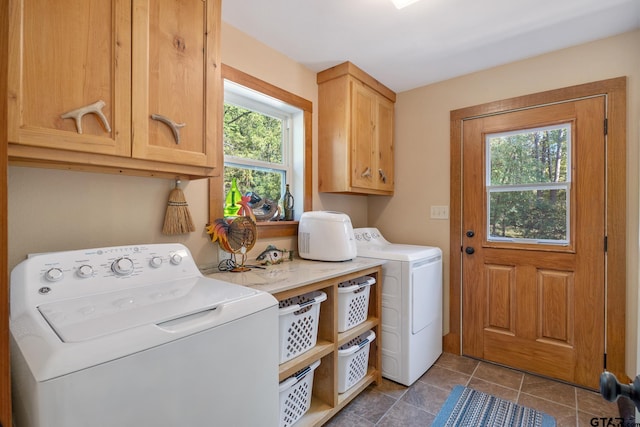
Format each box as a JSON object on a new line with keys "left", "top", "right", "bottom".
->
{"left": 205, "top": 257, "right": 384, "bottom": 295}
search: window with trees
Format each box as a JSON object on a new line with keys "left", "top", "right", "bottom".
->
{"left": 486, "top": 123, "right": 571, "bottom": 244}
{"left": 224, "top": 80, "right": 299, "bottom": 205}
{"left": 210, "top": 65, "right": 312, "bottom": 237}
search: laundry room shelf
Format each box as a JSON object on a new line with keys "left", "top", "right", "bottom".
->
{"left": 208, "top": 258, "right": 384, "bottom": 427}
{"left": 272, "top": 264, "right": 382, "bottom": 427}
{"left": 279, "top": 341, "right": 333, "bottom": 382}
{"left": 337, "top": 318, "right": 379, "bottom": 347}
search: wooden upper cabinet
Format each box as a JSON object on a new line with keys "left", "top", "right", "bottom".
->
{"left": 318, "top": 62, "right": 395, "bottom": 195}
{"left": 7, "top": 0, "right": 222, "bottom": 178}
{"left": 7, "top": 0, "right": 131, "bottom": 156}
{"left": 131, "top": 0, "right": 220, "bottom": 168}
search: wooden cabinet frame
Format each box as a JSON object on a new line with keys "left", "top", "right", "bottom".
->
{"left": 7, "top": 0, "right": 222, "bottom": 180}
{"left": 1, "top": 3, "right": 10, "bottom": 425}
{"left": 317, "top": 61, "right": 396, "bottom": 195}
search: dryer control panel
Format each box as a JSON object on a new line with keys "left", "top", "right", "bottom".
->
{"left": 353, "top": 227, "right": 383, "bottom": 242}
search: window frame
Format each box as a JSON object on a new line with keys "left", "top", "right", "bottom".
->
{"left": 209, "top": 65, "right": 313, "bottom": 238}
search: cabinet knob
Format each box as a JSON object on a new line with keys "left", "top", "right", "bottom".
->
{"left": 151, "top": 114, "right": 186, "bottom": 145}
{"left": 60, "top": 100, "right": 112, "bottom": 134}
{"left": 378, "top": 169, "right": 387, "bottom": 183}
{"left": 361, "top": 167, "right": 372, "bottom": 178}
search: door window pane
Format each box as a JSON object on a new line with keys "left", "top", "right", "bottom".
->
{"left": 486, "top": 124, "right": 571, "bottom": 244}
{"left": 489, "top": 188, "right": 567, "bottom": 242}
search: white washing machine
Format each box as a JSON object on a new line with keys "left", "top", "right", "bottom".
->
{"left": 10, "top": 243, "right": 279, "bottom": 427}
{"left": 354, "top": 228, "right": 442, "bottom": 386}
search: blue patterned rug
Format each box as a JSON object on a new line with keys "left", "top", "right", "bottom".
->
{"left": 432, "top": 385, "right": 556, "bottom": 427}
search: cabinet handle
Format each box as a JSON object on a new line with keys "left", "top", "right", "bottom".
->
{"left": 379, "top": 169, "right": 387, "bottom": 183}
{"left": 151, "top": 114, "right": 186, "bottom": 145}
{"left": 361, "top": 167, "right": 372, "bottom": 178}
{"left": 60, "top": 100, "right": 111, "bottom": 134}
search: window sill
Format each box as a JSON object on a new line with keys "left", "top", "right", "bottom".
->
{"left": 256, "top": 221, "right": 299, "bottom": 239}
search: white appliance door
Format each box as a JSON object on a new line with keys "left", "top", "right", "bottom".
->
{"left": 23, "top": 306, "right": 279, "bottom": 427}
{"left": 411, "top": 256, "right": 442, "bottom": 334}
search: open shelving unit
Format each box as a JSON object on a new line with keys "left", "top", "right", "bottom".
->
{"left": 274, "top": 265, "right": 382, "bottom": 426}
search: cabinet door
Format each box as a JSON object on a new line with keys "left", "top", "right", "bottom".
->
{"left": 376, "top": 96, "right": 394, "bottom": 192}
{"left": 7, "top": 0, "right": 132, "bottom": 156}
{"left": 131, "top": 0, "right": 221, "bottom": 168}
{"left": 350, "top": 80, "right": 376, "bottom": 189}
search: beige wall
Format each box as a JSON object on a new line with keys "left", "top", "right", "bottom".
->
{"left": 369, "top": 29, "right": 640, "bottom": 376}
{"left": 8, "top": 22, "right": 639, "bottom": 376}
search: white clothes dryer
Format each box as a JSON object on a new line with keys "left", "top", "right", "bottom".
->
{"left": 354, "top": 228, "right": 442, "bottom": 386}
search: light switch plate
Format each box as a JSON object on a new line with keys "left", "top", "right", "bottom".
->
{"left": 430, "top": 205, "right": 449, "bottom": 219}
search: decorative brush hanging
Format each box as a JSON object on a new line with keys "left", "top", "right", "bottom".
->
{"left": 162, "top": 179, "right": 196, "bottom": 235}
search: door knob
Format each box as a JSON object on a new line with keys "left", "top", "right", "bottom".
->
{"left": 466, "top": 230, "right": 475, "bottom": 238}
{"left": 465, "top": 247, "right": 475, "bottom": 255}
{"left": 600, "top": 371, "right": 640, "bottom": 411}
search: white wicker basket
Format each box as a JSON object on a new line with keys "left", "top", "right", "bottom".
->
{"left": 278, "top": 360, "right": 321, "bottom": 427}
{"left": 338, "top": 330, "right": 376, "bottom": 393}
{"left": 278, "top": 291, "right": 327, "bottom": 364}
{"left": 337, "top": 276, "right": 375, "bottom": 332}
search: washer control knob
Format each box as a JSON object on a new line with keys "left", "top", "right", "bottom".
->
{"left": 170, "top": 253, "right": 182, "bottom": 265}
{"left": 44, "top": 268, "right": 64, "bottom": 282}
{"left": 77, "top": 264, "right": 94, "bottom": 278}
{"left": 150, "top": 256, "right": 163, "bottom": 268}
{"left": 111, "top": 257, "right": 135, "bottom": 276}
{"left": 363, "top": 232, "right": 371, "bottom": 241}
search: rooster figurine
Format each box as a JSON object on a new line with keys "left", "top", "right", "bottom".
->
{"left": 206, "top": 195, "right": 257, "bottom": 256}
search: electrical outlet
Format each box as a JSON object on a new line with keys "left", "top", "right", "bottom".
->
{"left": 430, "top": 205, "right": 449, "bottom": 220}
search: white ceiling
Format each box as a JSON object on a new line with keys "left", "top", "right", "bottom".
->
{"left": 222, "top": 0, "right": 640, "bottom": 93}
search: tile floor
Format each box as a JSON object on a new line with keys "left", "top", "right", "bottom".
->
{"left": 325, "top": 352, "right": 626, "bottom": 427}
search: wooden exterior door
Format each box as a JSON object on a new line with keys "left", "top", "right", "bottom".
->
{"left": 461, "top": 96, "right": 607, "bottom": 389}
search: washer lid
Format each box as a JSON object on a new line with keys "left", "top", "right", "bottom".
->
{"left": 38, "top": 277, "right": 257, "bottom": 343}
{"left": 357, "top": 244, "right": 441, "bottom": 262}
